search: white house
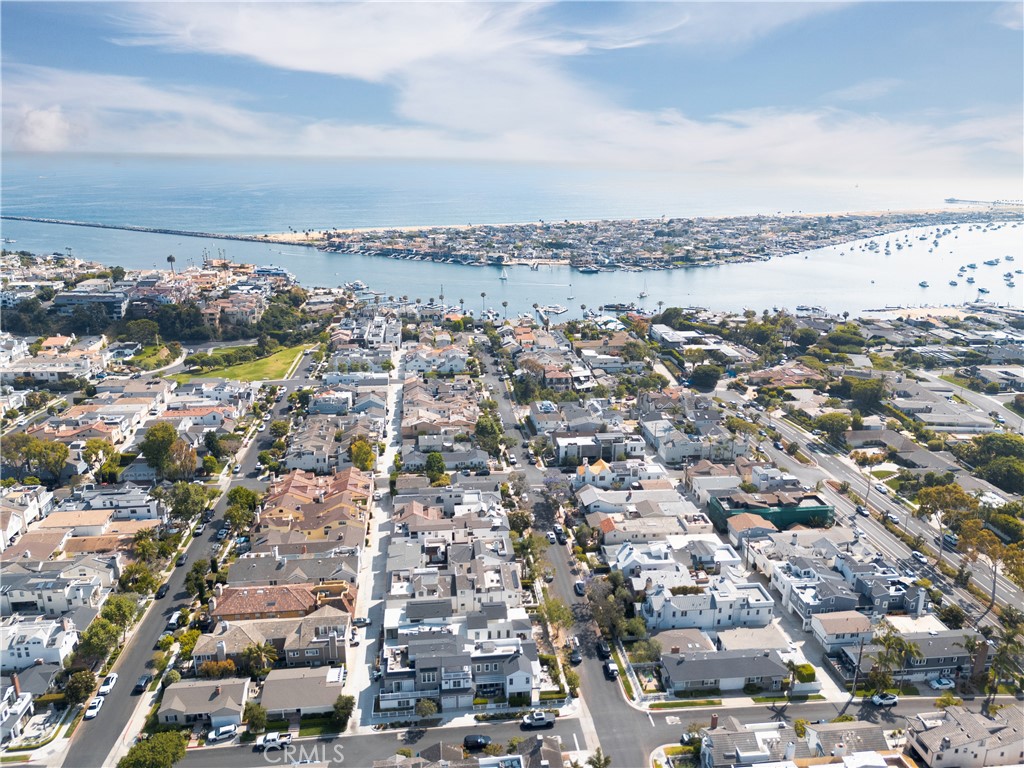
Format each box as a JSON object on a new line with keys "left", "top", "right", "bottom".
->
{"left": 810, "top": 611, "right": 874, "bottom": 654}
{"left": 640, "top": 578, "right": 775, "bottom": 634}
{"left": 0, "top": 616, "right": 78, "bottom": 672}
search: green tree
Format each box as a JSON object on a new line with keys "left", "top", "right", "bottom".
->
{"left": 690, "top": 364, "right": 724, "bottom": 390}
{"left": 177, "top": 629, "right": 201, "bottom": 657}
{"left": 184, "top": 559, "right": 211, "bottom": 599}
{"left": 241, "top": 642, "right": 278, "bottom": 677}
{"left": 915, "top": 484, "right": 979, "bottom": 572}
{"left": 415, "top": 698, "right": 438, "bottom": 718}
{"left": 117, "top": 731, "right": 187, "bottom": 768}
{"left": 140, "top": 422, "right": 178, "bottom": 479}
{"left": 269, "top": 420, "right": 290, "bottom": 439}
{"left": 169, "top": 481, "right": 208, "bottom": 521}
{"left": 629, "top": 638, "right": 662, "bottom": 663}
{"left": 541, "top": 598, "right": 574, "bottom": 637}
{"left": 507, "top": 508, "right": 532, "bottom": 534}
{"left": 77, "top": 618, "right": 119, "bottom": 661}
{"left": 813, "top": 412, "right": 852, "bottom": 443}
{"left": 227, "top": 486, "right": 261, "bottom": 511}
{"left": 124, "top": 319, "right": 161, "bottom": 345}
{"left": 101, "top": 594, "right": 139, "bottom": 642}
{"left": 424, "top": 451, "right": 447, "bottom": 482}
{"left": 202, "top": 454, "right": 218, "bottom": 475}
{"left": 333, "top": 694, "right": 356, "bottom": 727}
{"left": 65, "top": 670, "right": 97, "bottom": 705}
{"left": 118, "top": 562, "right": 158, "bottom": 595}
{"left": 586, "top": 747, "right": 612, "bottom": 768}
{"left": 224, "top": 504, "right": 255, "bottom": 533}
{"left": 26, "top": 439, "right": 70, "bottom": 482}
{"left": 82, "top": 438, "right": 116, "bottom": 465}
{"left": 165, "top": 439, "right": 196, "bottom": 481}
{"left": 244, "top": 701, "right": 268, "bottom": 733}
{"left": 163, "top": 669, "right": 182, "bottom": 687}
{"left": 935, "top": 691, "right": 963, "bottom": 709}
{"left": 348, "top": 437, "right": 376, "bottom": 471}
{"left": 198, "top": 660, "right": 236, "bottom": 679}
{"left": 203, "top": 430, "right": 224, "bottom": 459}
{"left": 937, "top": 604, "right": 967, "bottom": 629}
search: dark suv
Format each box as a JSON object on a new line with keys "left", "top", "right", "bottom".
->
{"left": 596, "top": 640, "right": 611, "bottom": 660}
{"left": 133, "top": 674, "right": 153, "bottom": 694}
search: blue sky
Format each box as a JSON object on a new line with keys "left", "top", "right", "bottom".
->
{"left": 1, "top": 2, "right": 1021, "bottom": 194}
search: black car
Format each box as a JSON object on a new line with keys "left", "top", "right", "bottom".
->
{"left": 175, "top": 553, "right": 188, "bottom": 567}
{"left": 155, "top": 584, "right": 169, "bottom": 599}
{"left": 133, "top": 674, "right": 153, "bottom": 694}
{"left": 569, "top": 649, "right": 583, "bottom": 665}
{"left": 596, "top": 640, "right": 611, "bottom": 660}
{"left": 555, "top": 530, "right": 568, "bottom": 545}
{"left": 463, "top": 735, "right": 492, "bottom": 751}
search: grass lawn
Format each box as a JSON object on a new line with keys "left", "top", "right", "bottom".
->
{"left": 870, "top": 469, "right": 896, "bottom": 479}
{"left": 752, "top": 694, "right": 826, "bottom": 703}
{"left": 131, "top": 344, "right": 173, "bottom": 370}
{"left": 649, "top": 699, "right": 723, "bottom": 709}
{"left": 297, "top": 718, "right": 340, "bottom": 738}
{"left": 170, "top": 345, "right": 306, "bottom": 384}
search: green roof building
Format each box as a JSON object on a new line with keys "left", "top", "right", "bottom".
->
{"left": 707, "top": 491, "right": 834, "bottom": 532}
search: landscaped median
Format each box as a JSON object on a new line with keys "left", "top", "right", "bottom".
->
{"left": 648, "top": 699, "right": 722, "bottom": 709}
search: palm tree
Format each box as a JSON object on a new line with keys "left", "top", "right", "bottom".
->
{"left": 657, "top": 300, "right": 664, "bottom": 315}
{"left": 480, "top": 291, "right": 486, "bottom": 313}
{"left": 241, "top": 642, "right": 278, "bottom": 677}
{"left": 166, "top": 254, "right": 176, "bottom": 275}
{"left": 955, "top": 635, "right": 983, "bottom": 687}
{"left": 502, "top": 300, "right": 508, "bottom": 321}
{"left": 984, "top": 624, "right": 1022, "bottom": 711}
{"left": 580, "top": 304, "right": 586, "bottom": 315}
{"left": 586, "top": 747, "right": 612, "bottom": 768}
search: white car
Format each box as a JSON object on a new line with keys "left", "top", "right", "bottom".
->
{"left": 929, "top": 678, "right": 956, "bottom": 690}
{"left": 207, "top": 724, "right": 238, "bottom": 743}
{"left": 871, "top": 693, "right": 898, "bottom": 707}
{"left": 97, "top": 673, "right": 118, "bottom": 695}
{"left": 84, "top": 696, "right": 105, "bottom": 719}
{"left": 546, "top": 531, "right": 557, "bottom": 544}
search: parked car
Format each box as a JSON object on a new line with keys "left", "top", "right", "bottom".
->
{"left": 207, "top": 724, "right": 238, "bottom": 743}
{"left": 463, "top": 735, "right": 492, "bottom": 750}
{"left": 97, "top": 674, "right": 118, "bottom": 695}
{"left": 871, "top": 693, "right": 898, "bottom": 707}
{"left": 546, "top": 531, "right": 557, "bottom": 544}
{"left": 352, "top": 617, "right": 371, "bottom": 627}
{"left": 133, "top": 675, "right": 152, "bottom": 694}
{"left": 84, "top": 696, "right": 105, "bottom": 719}
{"left": 194, "top": 523, "right": 205, "bottom": 535}
{"left": 595, "top": 640, "right": 611, "bottom": 660}
{"left": 255, "top": 732, "right": 293, "bottom": 752}
{"left": 574, "top": 580, "right": 586, "bottom": 597}
{"left": 521, "top": 712, "right": 556, "bottom": 730}
{"left": 929, "top": 678, "right": 956, "bottom": 690}
{"left": 155, "top": 583, "right": 169, "bottom": 599}
{"left": 603, "top": 660, "right": 619, "bottom": 679}
{"left": 912, "top": 551, "right": 928, "bottom": 564}
{"left": 569, "top": 649, "right": 583, "bottom": 665}
{"left": 175, "top": 553, "right": 188, "bottom": 567}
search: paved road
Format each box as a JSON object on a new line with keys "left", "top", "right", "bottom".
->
{"left": 177, "top": 719, "right": 587, "bottom": 768}
{"left": 63, "top": 351, "right": 319, "bottom": 768}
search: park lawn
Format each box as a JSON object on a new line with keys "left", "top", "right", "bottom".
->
{"left": 131, "top": 344, "right": 173, "bottom": 370}
{"left": 170, "top": 345, "right": 306, "bottom": 384}
{"left": 870, "top": 469, "right": 896, "bottom": 480}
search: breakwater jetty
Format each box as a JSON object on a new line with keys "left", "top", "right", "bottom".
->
{"left": 0, "top": 215, "right": 307, "bottom": 247}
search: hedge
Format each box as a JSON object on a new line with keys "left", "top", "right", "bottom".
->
{"left": 794, "top": 664, "right": 816, "bottom": 683}
{"left": 35, "top": 693, "right": 67, "bottom": 709}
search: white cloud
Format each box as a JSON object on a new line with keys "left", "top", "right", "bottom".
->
{"left": 991, "top": 2, "right": 1023, "bottom": 30}
{"left": 1, "top": 2, "right": 1019, "bottom": 195}
{"left": 825, "top": 78, "right": 902, "bottom": 103}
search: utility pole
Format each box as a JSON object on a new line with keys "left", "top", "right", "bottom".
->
{"left": 847, "top": 634, "right": 868, "bottom": 705}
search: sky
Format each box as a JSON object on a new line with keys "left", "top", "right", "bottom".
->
{"left": 1, "top": 1, "right": 1022, "bottom": 196}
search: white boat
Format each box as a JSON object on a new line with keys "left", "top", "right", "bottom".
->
{"left": 919, "top": 281, "right": 929, "bottom": 288}
{"left": 567, "top": 283, "right": 575, "bottom": 300}
{"left": 499, "top": 268, "right": 509, "bottom": 281}
{"left": 543, "top": 304, "right": 568, "bottom": 315}
{"left": 949, "top": 281, "right": 958, "bottom": 286}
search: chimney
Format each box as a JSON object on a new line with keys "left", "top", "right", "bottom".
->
{"left": 272, "top": 546, "right": 279, "bottom": 560}
{"left": 671, "top": 647, "right": 680, "bottom": 654}
{"left": 784, "top": 742, "right": 796, "bottom": 760}
{"left": 710, "top": 713, "right": 719, "bottom": 729}
{"left": 11, "top": 673, "right": 20, "bottom": 697}
{"left": 301, "top": 544, "right": 307, "bottom": 555}
{"left": 216, "top": 640, "right": 227, "bottom": 662}
{"left": 834, "top": 742, "right": 846, "bottom": 757}
{"left": 215, "top": 685, "right": 222, "bottom": 697}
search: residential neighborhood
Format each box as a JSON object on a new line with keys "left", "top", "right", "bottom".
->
{"left": 0, "top": 250, "right": 1022, "bottom": 768}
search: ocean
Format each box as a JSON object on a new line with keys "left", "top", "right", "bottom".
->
{"left": 2, "top": 154, "right": 1022, "bottom": 316}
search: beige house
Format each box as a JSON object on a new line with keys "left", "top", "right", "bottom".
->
{"left": 158, "top": 677, "right": 250, "bottom": 730}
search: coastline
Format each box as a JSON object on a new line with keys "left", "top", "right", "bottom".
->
{"left": 252, "top": 205, "right": 993, "bottom": 244}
